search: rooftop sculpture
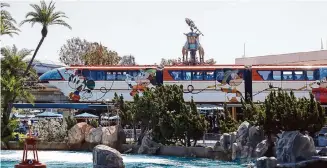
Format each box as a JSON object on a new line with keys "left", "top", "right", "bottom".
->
{"left": 182, "top": 18, "right": 205, "bottom": 65}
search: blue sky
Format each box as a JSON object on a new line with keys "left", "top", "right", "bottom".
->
{"left": 1, "top": 0, "right": 327, "bottom": 65}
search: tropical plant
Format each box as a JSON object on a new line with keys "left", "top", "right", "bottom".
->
{"left": 1, "top": 45, "right": 37, "bottom": 138}
{"left": 20, "top": 0, "right": 71, "bottom": 76}
{"left": 0, "top": 3, "right": 20, "bottom": 37}
{"left": 82, "top": 43, "right": 121, "bottom": 65}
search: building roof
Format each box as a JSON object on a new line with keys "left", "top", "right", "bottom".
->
{"left": 235, "top": 50, "right": 327, "bottom": 65}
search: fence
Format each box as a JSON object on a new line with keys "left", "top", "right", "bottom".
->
{"left": 123, "top": 129, "right": 220, "bottom": 147}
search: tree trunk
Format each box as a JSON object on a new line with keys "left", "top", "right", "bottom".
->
{"left": 133, "top": 122, "right": 137, "bottom": 142}
{"left": 137, "top": 126, "right": 146, "bottom": 145}
{"left": 23, "top": 35, "right": 46, "bottom": 76}
{"left": 264, "top": 134, "right": 275, "bottom": 157}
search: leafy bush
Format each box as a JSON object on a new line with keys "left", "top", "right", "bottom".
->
{"left": 89, "top": 119, "right": 98, "bottom": 128}
{"left": 218, "top": 104, "right": 239, "bottom": 133}
{"left": 34, "top": 119, "right": 67, "bottom": 142}
{"left": 65, "top": 116, "right": 77, "bottom": 131}
{"left": 242, "top": 89, "right": 326, "bottom": 156}
{"left": 113, "top": 84, "right": 208, "bottom": 147}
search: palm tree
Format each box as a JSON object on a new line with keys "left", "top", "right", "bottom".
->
{"left": 20, "top": 0, "right": 71, "bottom": 76}
{"left": 1, "top": 45, "right": 36, "bottom": 137}
{"left": 0, "top": 3, "right": 20, "bottom": 37}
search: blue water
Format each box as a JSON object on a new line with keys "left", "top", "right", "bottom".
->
{"left": 0, "top": 150, "right": 244, "bottom": 168}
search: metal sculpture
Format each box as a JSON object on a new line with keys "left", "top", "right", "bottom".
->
{"left": 182, "top": 18, "right": 205, "bottom": 65}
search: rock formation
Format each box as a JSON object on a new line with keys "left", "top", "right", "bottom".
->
{"left": 68, "top": 122, "right": 93, "bottom": 144}
{"left": 138, "top": 130, "right": 162, "bottom": 155}
{"left": 85, "top": 127, "right": 103, "bottom": 144}
{"left": 93, "top": 145, "right": 125, "bottom": 168}
{"left": 276, "top": 131, "right": 317, "bottom": 163}
{"left": 68, "top": 123, "right": 126, "bottom": 151}
{"left": 213, "top": 121, "right": 265, "bottom": 162}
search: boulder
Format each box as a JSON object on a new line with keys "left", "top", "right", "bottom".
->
{"left": 230, "top": 132, "right": 237, "bottom": 144}
{"left": 86, "top": 127, "right": 103, "bottom": 144}
{"left": 276, "top": 131, "right": 317, "bottom": 163}
{"left": 101, "top": 125, "right": 126, "bottom": 150}
{"left": 68, "top": 122, "right": 93, "bottom": 144}
{"left": 236, "top": 121, "right": 250, "bottom": 147}
{"left": 93, "top": 145, "right": 125, "bottom": 168}
{"left": 255, "top": 140, "right": 269, "bottom": 158}
{"left": 138, "top": 130, "right": 161, "bottom": 155}
{"left": 219, "top": 133, "right": 232, "bottom": 151}
{"left": 318, "top": 147, "right": 327, "bottom": 156}
{"left": 256, "top": 156, "right": 277, "bottom": 168}
{"left": 1, "top": 141, "right": 7, "bottom": 150}
{"left": 248, "top": 126, "right": 264, "bottom": 148}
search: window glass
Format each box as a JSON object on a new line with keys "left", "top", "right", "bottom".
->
{"left": 216, "top": 70, "right": 225, "bottom": 81}
{"left": 204, "top": 71, "right": 215, "bottom": 80}
{"left": 294, "top": 71, "right": 304, "bottom": 80}
{"left": 272, "top": 71, "right": 281, "bottom": 80}
{"left": 107, "top": 71, "right": 116, "bottom": 80}
{"left": 39, "top": 69, "right": 62, "bottom": 81}
{"left": 283, "top": 71, "right": 293, "bottom": 80}
{"left": 306, "top": 71, "right": 314, "bottom": 80}
{"left": 168, "top": 71, "right": 182, "bottom": 80}
{"left": 258, "top": 71, "right": 272, "bottom": 80}
{"left": 117, "top": 72, "right": 126, "bottom": 81}
{"left": 192, "top": 71, "right": 204, "bottom": 80}
{"left": 183, "top": 71, "right": 191, "bottom": 80}
{"left": 82, "top": 69, "right": 90, "bottom": 79}
{"left": 96, "top": 71, "right": 105, "bottom": 80}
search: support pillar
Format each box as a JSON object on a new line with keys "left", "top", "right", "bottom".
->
{"left": 232, "top": 107, "right": 237, "bottom": 120}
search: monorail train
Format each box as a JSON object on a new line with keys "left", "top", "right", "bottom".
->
{"left": 39, "top": 64, "right": 327, "bottom": 104}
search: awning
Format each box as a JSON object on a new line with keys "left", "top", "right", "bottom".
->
{"left": 74, "top": 112, "right": 98, "bottom": 119}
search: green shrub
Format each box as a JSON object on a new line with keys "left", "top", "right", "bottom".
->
{"left": 65, "top": 116, "right": 77, "bottom": 131}
{"left": 89, "top": 119, "right": 98, "bottom": 128}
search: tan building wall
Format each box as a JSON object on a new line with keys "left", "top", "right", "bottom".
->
{"left": 235, "top": 50, "right": 327, "bottom": 65}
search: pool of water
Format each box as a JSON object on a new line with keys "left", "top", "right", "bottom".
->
{"left": 1, "top": 150, "right": 245, "bottom": 168}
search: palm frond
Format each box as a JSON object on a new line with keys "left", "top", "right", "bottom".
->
{"left": 20, "top": 0, "right": 71, "bottom": 30}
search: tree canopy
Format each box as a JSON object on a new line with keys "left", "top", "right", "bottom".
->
{"left": 59, "top": 37, "right": 92, "bottom": 65}
{"left": 1, "top": 45, "right": 37, "bottom": 137}
{"left": 0, "top": 3, "right": 20, "bottom": 37}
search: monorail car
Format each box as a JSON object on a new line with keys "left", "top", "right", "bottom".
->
{"left": 39, "top": 64, "right": 327, "bottom": 104}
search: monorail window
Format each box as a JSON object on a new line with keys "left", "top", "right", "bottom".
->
{"left": 168, "top": 70, "right": 182, "bottom": 80}
{"left": 183, "top": 71, "right": 192, "bottom": 80}
{"left": 107, "top": 72, "right": 116, "bottom": 80}
{"left": 294, "top": 71, "right": 304, "bottom": 80}
{"left": 273, "top": 71, "right": 281, "bottom": 80}
{"left": 82, "top": 69, "right": 91, "bottom": 80}
{"left": 258, "top": 71, "right": 272, "bottom": 80}
{"left": 283, "top": 71, "right": 293, "bottom": 80}
{"left": 193, "top": 71, "right": 204, "bottom": 80}
{"left": 306, "top": 71, "right": 314, "bottom": 80}
{"left": 216, "top": 70, "right": 225, "bottom": 81}
{"left": 96, "top": 71, "right": 105, "bottom": 80}
{"left": 116, "top": 72, "right": 126, "bottom": 81}
{"left": 204, "top": 71, "right": 215, "bottom": 80}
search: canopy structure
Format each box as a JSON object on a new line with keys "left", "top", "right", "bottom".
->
{"left": 35, "top": 111, "right": 63, "bottom": 118}
{"left": 74, "top": 112, "right": 98, "bottom": 119}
